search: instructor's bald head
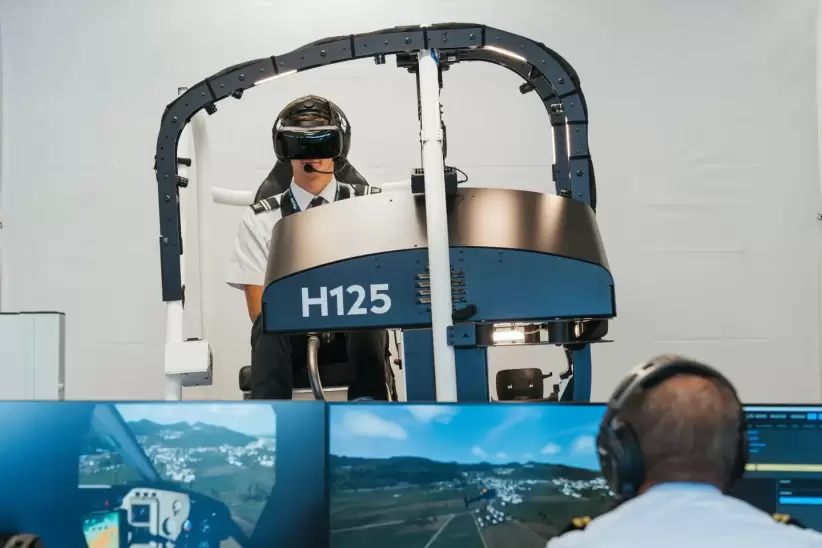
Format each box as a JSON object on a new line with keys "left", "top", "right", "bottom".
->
{"left": 619, "top": 361, "right": 743, "bottom": 491}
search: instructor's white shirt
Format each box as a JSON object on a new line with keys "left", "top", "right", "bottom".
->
{"left": 547, "top": 483, "right": 822, "bottom": 548}
{"left": 226, "top": 179, "right": 339, "bottom": 290}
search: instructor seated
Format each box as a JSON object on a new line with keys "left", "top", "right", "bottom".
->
{"left": 548, "top": 354, "right": 822, "bottom": 548}
{"left": 226, "top": 95, "right": 391, "bottom": 401}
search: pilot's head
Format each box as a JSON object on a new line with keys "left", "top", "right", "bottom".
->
{"left": 598, "top": 355, "right": 745, "bottom": 498}
{"left": 272, "top": 95, "right": 351, "bottom": 180}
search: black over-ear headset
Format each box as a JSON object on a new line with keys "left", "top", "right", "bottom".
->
{"left": 596, "top": 355, "right": 748, "bottom": 501}
{"left": 271, "top": 95, "right": 352, "bottom": 162}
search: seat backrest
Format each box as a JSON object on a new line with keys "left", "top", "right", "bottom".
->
{"left": 254, "top": 160, "right": 370, "bottom": 202}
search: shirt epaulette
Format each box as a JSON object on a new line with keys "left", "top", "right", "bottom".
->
{"left": 773, "top": 513, "right": 806, "bottom": 529}
{"left": 250, "top": 196, "right": 281, "bottom": 215}
{"left": 560, "top": 516, "right": 592, "bottom": 534}
{"left": 350, "top": 183, "right": 381, "bottom": 196}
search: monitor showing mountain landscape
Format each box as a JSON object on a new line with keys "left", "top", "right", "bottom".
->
{"left": 78, "top": 402, "right": 277, "bottom": 543}
{"left": 328, "top": 403, "right": 612, "bottom": 548}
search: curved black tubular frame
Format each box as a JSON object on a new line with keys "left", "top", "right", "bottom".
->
{"left": 155, "top": 23, "right": 595, "bottom": 302}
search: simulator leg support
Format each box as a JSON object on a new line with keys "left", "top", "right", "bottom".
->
{"left": 454, "top": 347, "right": 489, "bottom": 401}
{"left": 570, "top": 345, "right": 592, "bottom": 402}
{"left": 403, "top": 328, "right": 436, "bottom": 400}
{"left": 402, "top": 325, "right": 594, "bottom": 403}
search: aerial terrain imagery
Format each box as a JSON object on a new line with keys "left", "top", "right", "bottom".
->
{"left": 78, "top": 402, "right": 277, "bottom": 543}
{"left": 329, "top": 404, "right": 613, "bottom": 548}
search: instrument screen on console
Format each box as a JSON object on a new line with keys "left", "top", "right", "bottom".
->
{"left": 82, "top": 510, "right": 124, "bottom": 548}
{"left": 130, "top": 504, "right": 150, "bottom": 524}
{"left": 328, "top": 403, "right": 612, "bottom": 548}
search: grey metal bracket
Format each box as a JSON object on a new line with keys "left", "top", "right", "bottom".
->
{"left": 155, "top": 23, "right": 595, "bottom": 302}
{"left": 446, "top": 322, "right": 494, "bottom": 348}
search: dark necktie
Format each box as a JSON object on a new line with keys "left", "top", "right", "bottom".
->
{"left": 308, "top": 196, "right": 327, "bottom": 209}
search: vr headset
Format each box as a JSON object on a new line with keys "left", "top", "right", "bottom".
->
{"left": 272, "top": 95, "right": 351, "bottom": 161}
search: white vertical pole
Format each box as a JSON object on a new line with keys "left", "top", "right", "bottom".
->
{"left": 190, "top": 111, "right": 210, "bottom": 341}
{"left": 163, "top": 87, "right": 189, "bottom": 401}
{"left": 817, "top": 5, "right": 822, "bottom": 400}
{"left": 417, "top": 49, "right": 457, "bottom": 401}
{"left": 0, "top": 22, "right": 6, "bottom": 312}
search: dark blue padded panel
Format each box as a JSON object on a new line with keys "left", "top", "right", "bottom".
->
{"left": 262, "top": 247, "right": 615, "bottom": 334}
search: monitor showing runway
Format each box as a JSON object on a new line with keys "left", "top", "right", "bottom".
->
{"left": 328, "top": 403, "right": 613, "bottom": 548}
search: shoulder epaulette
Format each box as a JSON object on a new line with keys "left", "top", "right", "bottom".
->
{"left": 250, "top": 196, "right": 281, "bottom": 215}
{"left": 349, "top": 183, "right": 382, "bottom": 196}
{"left": 559, "top": 516, "right": 592, "bottom": 534}
{"left": 773, "top": 513, "right": 806, "bottom": 529}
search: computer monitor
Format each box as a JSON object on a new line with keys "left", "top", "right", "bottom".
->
{"left": 731, "top": 405, "right": 822, "bottom": 531}
{"left": 0, "top": 401, "right": 327, "bottom": 548}
{"left": 327, "top": 403, "right": 613, "bottom": 548}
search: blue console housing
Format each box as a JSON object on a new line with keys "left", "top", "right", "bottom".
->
{"left": 262, "top": 247, "right": 614, "bottom": 334}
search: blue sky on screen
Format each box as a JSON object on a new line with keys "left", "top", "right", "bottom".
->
{"left": 114, "top": 403, "right": 276, "bottom": 437}
{"left": 329, "top": 404, "right": 605, "bottom": 470}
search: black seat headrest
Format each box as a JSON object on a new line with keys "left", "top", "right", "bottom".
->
{"left": 254, "top": 160, "right": 370, "bottom": 202}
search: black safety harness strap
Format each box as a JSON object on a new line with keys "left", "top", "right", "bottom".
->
{"left": 253, "top": 182, "right": 364, "bottom": 217}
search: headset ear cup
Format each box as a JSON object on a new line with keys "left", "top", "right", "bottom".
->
{"left": 730, "top": 427, "right": 748, "bottom": 487}
{"left": 612, "top": 422, "right": 644, "bottom": 499}
{"left": 596, "top": 430, "right": 620, "bottom": 494}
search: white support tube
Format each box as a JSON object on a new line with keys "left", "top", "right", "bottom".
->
{"left": 0, "top": 22, "right": 6, "bottom": 312}
{"left": 190, "top": 110, "right": 211, "bottom": 341}
{"left": 211, "top": 181, "right": 412, "bottom": 206}
{"left": 212, "top": 187, "right": 254, "bottom": 206}
{"left": 417, "top": 49, "right": 457, "bottom": 401}
{"left": 164, "top": 87, "right": 190, "bottom": 401}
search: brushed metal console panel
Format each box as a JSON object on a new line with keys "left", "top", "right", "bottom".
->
{"left": 265, "top": 187, "right": 609, "bottom": 284}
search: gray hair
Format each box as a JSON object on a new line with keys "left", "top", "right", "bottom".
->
{"left": 620, "top": 371, "right": 742, "bottom": 487}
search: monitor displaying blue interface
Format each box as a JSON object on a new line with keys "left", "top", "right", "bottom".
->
{"left": 730, "top": 405, "right": 822, "bottom": 532}
{"left": 327, "top": 403, "right": 614, "bottom": 548}
{"left": 0, "top": 401, "right": 327, "bottom": 548}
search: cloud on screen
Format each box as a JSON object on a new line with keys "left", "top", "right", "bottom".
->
{"left": 114, "top": 403, "right": 275, "bottom": 436}
{"left": 406, "top": 405, "right": 459, "bottom": 424}
{"left": 482, "top": 406, "right": 543, "bottom": 445}
{"left": 541, "top": 443, "right": 561, "bottom": 456}
{"left": 471, "top": 446, "right": 487, "bottom": 458}
{"left": 342, "top": 411, "right": 408, "bottom": 441}
{"left": 572, "top": 435, "right": 595, "bottom": 455}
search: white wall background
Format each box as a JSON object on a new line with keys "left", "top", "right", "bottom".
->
{"left": 0, "top": 0, "right": 820, "bottom": 403}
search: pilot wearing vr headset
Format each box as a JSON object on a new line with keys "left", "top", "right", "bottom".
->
{"left": 226, "top": 95, "right": 392, "bottom": 401}
{"left": 547, "top": 354, "right": 821, "bottom": 548}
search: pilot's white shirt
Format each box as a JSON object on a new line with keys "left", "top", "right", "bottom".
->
{"left": 226, "top": 179, "right": 340, "bottom": 290}
{"left": 547, "top": 483, "right": 822, "bottom": 548}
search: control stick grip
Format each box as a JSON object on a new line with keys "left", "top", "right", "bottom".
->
{"left": 307, "top": 335, "right": 325, "bottom": 401}
{"left": 1, "top": 535, "right": 43, "bottom": 548}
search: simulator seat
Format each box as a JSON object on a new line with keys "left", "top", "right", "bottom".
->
{"left": 238, "top": 333, "right": 358, "bottom": 400}
{"left": 238, "top": 160, "right": 395, "bottom": 400}
{"left": 253, "top": 158, "right": 369, "bottom": 200}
